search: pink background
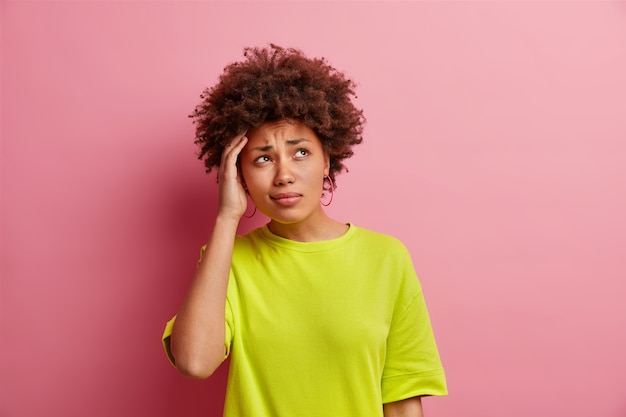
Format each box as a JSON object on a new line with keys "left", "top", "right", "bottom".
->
{"left": 2, "top": 1, "right": 625, "bottom": 416}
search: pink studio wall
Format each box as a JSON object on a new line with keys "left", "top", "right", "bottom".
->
{"left": 2, "top": 2, "right": 625, "bottom": 416}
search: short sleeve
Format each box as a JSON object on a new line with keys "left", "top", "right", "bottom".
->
{"left": 224, "top": 272, "right": 235, "bottom": 358}
{"left": 162, "top": 316, "right": 177, "bottom": 366}
{"left": 381, "top": 289, "right": 448, "bottom": 403}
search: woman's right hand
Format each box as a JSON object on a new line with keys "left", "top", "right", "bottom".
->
{"left": 216, "top": 132, "right": 249, "bottom": 221}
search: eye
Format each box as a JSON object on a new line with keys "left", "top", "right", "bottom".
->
{"left": 295, "top": 148, "right": 309, "bottom": 158}
{"left": 254, "top": 155, "right": 271, "bottom": 164}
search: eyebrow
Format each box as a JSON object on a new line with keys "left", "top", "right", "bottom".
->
{"left": 251, "top": 138, "right": 310, "bottom": 152}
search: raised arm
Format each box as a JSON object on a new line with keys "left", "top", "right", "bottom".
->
{"left": 169, "top": 133, "right": 248, "bottom": 379}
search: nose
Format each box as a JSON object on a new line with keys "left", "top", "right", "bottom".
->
{"left": 273, "top": 160, "right": 295, "bottom": 186}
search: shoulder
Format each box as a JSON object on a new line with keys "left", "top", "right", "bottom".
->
{"left": 352, "top": 226, "right": 422, "bottom": 296}
{"left": 348, "top": 226, "right": 417, "bottom": 274}
{"left": 352, "top": 225, "right": 410, "bottom": 256}
{"left": 233, "top": 226, "right": 265, "bottom": 253}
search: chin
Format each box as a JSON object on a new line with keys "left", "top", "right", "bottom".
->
{"left": 268, "top": 215, "right": 305, "bottom": 225}
{"left": 265, "top": 210, "right": 312, "bottom": 225}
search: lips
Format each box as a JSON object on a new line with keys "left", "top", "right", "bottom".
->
{"left": 270, "top": 192, "right": 303, "bottom": 207}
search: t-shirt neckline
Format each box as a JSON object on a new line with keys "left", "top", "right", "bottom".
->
{"left": 257, "top": 222, "right": 357, "bottom": 253}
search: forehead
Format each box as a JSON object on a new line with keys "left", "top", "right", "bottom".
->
{"left": 247, "top": 119, "right": 320, "bottom": 144}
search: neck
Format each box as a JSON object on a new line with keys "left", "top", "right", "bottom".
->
{"left": 267, "top": 209, "right": 349, "bottom": 242}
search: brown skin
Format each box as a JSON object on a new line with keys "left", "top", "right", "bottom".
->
{"left": 169, "top": 132, "right": 249, "bottom": 379}
{"left": 190, "top": 44, "right": 365, "bottom": 188}
{"left": 240, "top": 120, "right": 347, "bottom": 241}
{"left": 384, "top": 397, "right": 424, "bottom": 417}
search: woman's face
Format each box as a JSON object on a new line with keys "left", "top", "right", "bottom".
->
{"left": 239, "top": 119, "right": 330, "bottom": 226}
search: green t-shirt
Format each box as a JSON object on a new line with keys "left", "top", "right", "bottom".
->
{"left": 163, "top": 224, "right": 447, "bottom": 416}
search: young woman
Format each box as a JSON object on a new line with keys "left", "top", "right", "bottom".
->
{"left": 163, "top": 45, "right": 447, "bottom": 417}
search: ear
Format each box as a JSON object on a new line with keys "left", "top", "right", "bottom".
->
{"left": 323, "top": 153, "right": 330, "bottom": 177}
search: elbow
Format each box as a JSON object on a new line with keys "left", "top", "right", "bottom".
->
{"left": 175, "top": 359, "right": 220, "bottom": 380}
{"left": 169, "top": 325, "right": 226, "bottom": 379}
{"left": 170, "top": 344, "right": 224, "bottom": 380}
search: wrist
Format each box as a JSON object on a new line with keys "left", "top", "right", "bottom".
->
{"left": 215, "top": 211, "right": 243, "bottom": 226}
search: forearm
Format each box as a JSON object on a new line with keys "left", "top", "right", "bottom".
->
{"left": 383, "top": 397, "right": 423, "bottom": 417}
{"left": 170, "top": 215, "right": 239, "bottom": 379}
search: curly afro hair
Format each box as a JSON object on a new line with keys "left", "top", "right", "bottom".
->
{"left": 190, "top": 44, "right": 365, "bottom": 186}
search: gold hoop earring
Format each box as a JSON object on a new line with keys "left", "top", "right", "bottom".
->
{"left": 320, "top": 176, "right": 334, "bottom": 207}
{"left": 243, "top": 192, "right": 256, "bottom": 218}
{"left": 243, "top": 205, "right": 257, "bottom": 218}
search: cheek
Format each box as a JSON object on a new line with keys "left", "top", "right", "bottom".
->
{"left": 240, "top": 165, "right": 255, "bottom": 185}
{"left": 304, "top": 161, "right": 327, "bottom": 181}
{"left": 240, "top": 169, "right": 266, "bottom": 195}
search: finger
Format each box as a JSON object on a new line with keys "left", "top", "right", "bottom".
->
{"left": 220, "top": 132, "right": 248, "bottom": 167}
{"left": 222, "top": 137, "right": 248, "bottom": 170}
{"left": 219, "top": 139, "right": 248, "bottom": 186}
{"left": 226, "top": 131, "right": 248, "bottom": 150}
